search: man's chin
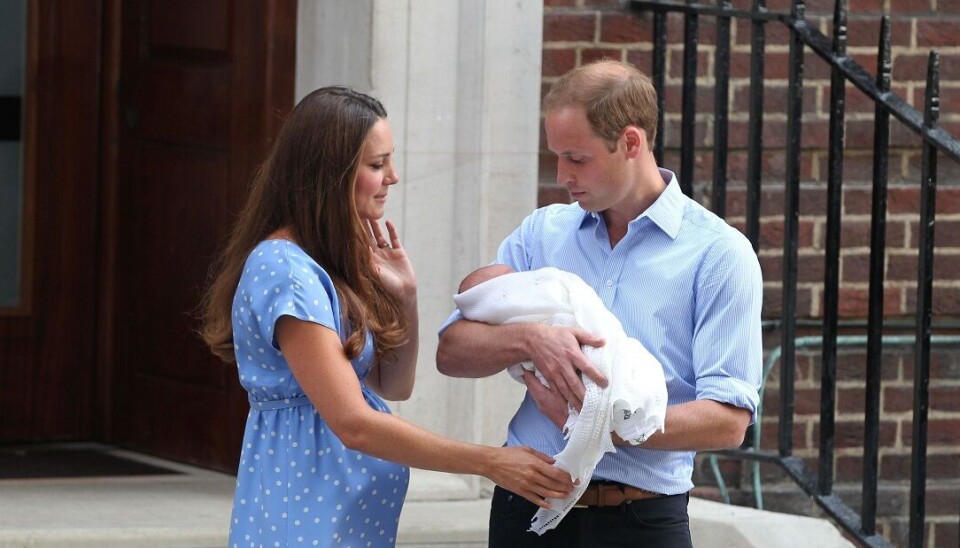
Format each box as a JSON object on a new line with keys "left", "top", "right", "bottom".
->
{"left": 576, "top": 201, "right": 599, "bottom": 212}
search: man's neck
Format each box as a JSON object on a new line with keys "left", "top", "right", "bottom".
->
{"left": 602, "top": 163, "right": 667, "bottom": 247}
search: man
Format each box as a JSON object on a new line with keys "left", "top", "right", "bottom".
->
{"left": 437, "top": 60, "right": 763, "bottom": 547}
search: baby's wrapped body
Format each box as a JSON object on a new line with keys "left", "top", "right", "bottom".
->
{"left": 454, "top": 266, "right": 667, "bottom": 533}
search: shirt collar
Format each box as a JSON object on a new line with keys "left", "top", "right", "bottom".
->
{"left": 577, "top": 168, "right": 685, "bottom": 240}
{"left": 641, "top": 168, "right": 685, "bottom": 239}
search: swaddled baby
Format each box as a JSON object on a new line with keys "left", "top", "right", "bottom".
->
{"left": 454, "top": 264, "right": 668, "bottom": 533}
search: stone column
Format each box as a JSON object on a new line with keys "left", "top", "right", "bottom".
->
{"left": 295, "top": 0, "right": 543, "bottom": 499}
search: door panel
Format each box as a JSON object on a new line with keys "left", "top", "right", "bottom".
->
{"left": 149, "top": 0, "right": 230, "bottom": 53}
{"left": 110, "top": 0, "right": 294, "bottom": 471}
{"left": 126, "top": 144, "right": 229, "bottom": 385}
{"left": 139, "top": 65, "right": 232, "bottom": 147}
{"left": 0, "top": 1, "right": 101, "bottom": 442}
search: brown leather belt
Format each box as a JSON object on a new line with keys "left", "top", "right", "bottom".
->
{"left": 573, "top": 481, "right": 664, "bottom": 508}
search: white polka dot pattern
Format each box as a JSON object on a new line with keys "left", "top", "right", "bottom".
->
{"left": 229, "top": 240, "right": 409, "bottom": 547}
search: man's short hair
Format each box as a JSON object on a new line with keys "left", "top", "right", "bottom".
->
{"left": 542, "top": 59, "right": 658, "bottom": 151}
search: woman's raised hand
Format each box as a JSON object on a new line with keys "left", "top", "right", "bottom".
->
{"left": 367, "top": 220, "right": 416, "bottom": 299}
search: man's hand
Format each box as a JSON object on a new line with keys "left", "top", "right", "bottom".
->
{"left": 524, "top": 324, "right": 607, "bottom": 409}
{"left": 522, "top": 371, "right": 570, "bottom": 429}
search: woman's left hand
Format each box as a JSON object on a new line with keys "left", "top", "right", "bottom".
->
{"left": 368, "top": 220, "right": 416, "bottom": 298}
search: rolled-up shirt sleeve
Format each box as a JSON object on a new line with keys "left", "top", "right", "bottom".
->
{"left": 692, "top": 234, "right": 764, "bottom": 423}
{"left": 437, "top": 308, "right": 465, "bottom": 337}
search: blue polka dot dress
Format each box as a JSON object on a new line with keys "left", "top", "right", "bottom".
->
{"left": 229, "top": 239, "right": 409, "bottom": 547}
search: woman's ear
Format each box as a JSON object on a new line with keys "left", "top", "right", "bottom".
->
{"left": 622, "top": 126, "right": 646, "bottom": 159}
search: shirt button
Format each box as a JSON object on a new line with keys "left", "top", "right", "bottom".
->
{"left": 605, "top": 279, "right": 614, "bottom": 287}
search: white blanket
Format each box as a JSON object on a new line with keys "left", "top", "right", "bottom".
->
{"left": 453, "top": 267, "right": 667, "bottom": 534}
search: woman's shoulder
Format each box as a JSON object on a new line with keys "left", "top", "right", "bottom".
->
{"left": 247, "top": 238, "right": 306, "bottom": 264}
{"left": 238, "top": 239, "right": 341, "bottom": 330}
{"left": 246, "top": 240, "right": 326, "bottom": 274}
{"left": 241, "top": 239, "right": 337, "bottom": 294}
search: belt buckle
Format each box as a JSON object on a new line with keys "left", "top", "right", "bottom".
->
{"left": 598, "top": 483, "right": 623, "bottom": 507}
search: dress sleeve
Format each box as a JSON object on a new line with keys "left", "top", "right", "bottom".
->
{"left": 246, "top": 244, "right": 340, "bottom": 350}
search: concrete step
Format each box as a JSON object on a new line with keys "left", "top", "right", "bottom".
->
{"left": 0, "top": 448, "right": 853, "bottom": 547}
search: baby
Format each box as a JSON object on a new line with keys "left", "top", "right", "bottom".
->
{"left": 454, "top": 264, "right": 668, "bottom": 533}
{"left": 458, "top": 264, "right": 590, "bottom": 389}
{"left": 456, "top": 264, "right": 667, "bottom": 440}
{"left": 457, "top": 263, "right": 522, "bottom": 292}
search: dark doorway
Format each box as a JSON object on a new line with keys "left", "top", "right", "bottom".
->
{"left": 0, "top": 443, "right": 181, "bottom": 479}
{"left": 0, "top": 0, "right": 295, "bottom": 473}
{"left": 103, "top": 0, "right": 295, "bottom": 472}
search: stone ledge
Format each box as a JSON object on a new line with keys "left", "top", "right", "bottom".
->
{"left": 0, "top": 450, "right": 855, "bottom": 548}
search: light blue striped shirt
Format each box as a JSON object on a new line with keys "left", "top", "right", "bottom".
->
{"left": 442, "top": 169, "right": 763, "bottom": 495}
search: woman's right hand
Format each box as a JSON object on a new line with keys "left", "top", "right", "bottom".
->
{"left": 367, "top": 219, "right": 416, "bottom": 300}
{"left": 482, "top": 446, "right": 573, "bottom": 509}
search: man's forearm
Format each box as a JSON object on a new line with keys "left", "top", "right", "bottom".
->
{"left": 436, "top": 320, "right": 532, "bottom": 378}
{"left": 615, "top": 399, "right": 751, "bottom": 451}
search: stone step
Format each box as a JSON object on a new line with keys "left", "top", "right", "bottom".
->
{"left": 0, "top": 449, "right": 853, "bottom": 548}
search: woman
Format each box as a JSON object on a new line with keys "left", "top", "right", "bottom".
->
{"left": 200, "top": 87, "right": 571, "bottom": 547}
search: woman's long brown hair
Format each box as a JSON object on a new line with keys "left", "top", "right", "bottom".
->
{"left": 199, "top": 87, "right": 408, "bottom": 365}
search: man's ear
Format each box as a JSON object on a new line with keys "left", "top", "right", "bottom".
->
{"left": 622, "top": 126, "right": 646, "bottom": 158}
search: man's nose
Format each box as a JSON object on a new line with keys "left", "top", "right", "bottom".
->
{"left": 556, "top": 163, "right": 572, "bottom": 186}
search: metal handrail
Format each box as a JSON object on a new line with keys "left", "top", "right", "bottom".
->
{"left": 708, "top": 334, "right": 960, "bottom": 510}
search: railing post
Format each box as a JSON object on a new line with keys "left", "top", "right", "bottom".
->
{"left": 745, "top": 0, "right": 766, "bottom": 252}
{"left": 680, "top": 0, "right": 699, "bottom": 197}
{"left": 653, "top": 8, "right": 667, "bottom": 165}
{"left": 711, "top": 0, "right": 732, "bottom": 217}
{"left": 860, "top": 15, "right": 893, "bottom": 538}
{"left": 818, "top": 0, "right": 848, "bottom": 500}
{"left": 858, "top": 15, "right": 893, "bottom": 538}
{"left": 908, "top": 50, "right": 940, "bottom": 548}
{"left": 779, "top": 0, "right": 805, "bottom": 458}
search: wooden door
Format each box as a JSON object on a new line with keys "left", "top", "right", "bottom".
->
{"left": 107, "top": 0, "right": 294, "bottom": 471}
{"left": 0, "top": 1, "right": 102, "bottom": 444}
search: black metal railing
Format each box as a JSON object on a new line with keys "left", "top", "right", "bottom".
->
{"left": 627, "top": 1, "right": 960, "bottom": 546}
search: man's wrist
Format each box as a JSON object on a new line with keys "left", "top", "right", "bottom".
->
{"left": 517, "top": 322, "right": 541, "bottom": 359}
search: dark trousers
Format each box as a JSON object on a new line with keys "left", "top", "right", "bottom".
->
{"left": 488, "top": 486, "right": 693, "bottom": 548}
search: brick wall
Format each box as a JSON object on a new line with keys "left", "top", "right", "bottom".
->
{"left": 540, "top": 1, "right": 960, "bottom": 546}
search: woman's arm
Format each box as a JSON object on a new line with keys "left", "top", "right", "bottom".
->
{"left": 278, "top": 316, "right": 573, "bottom": 508}
{"left": 364, "top": 219, "right": 418, "bottom": 400}
{"left": 366, "top": 294, "right": 418, "bottom": 400}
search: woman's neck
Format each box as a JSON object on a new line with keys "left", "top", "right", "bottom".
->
{"left": 266, "top": 226, "right": 296, "bottom": 242}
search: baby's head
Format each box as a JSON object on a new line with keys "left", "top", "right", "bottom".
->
{"left": 458, "top": 264, "right": 516, "bottom": 294}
